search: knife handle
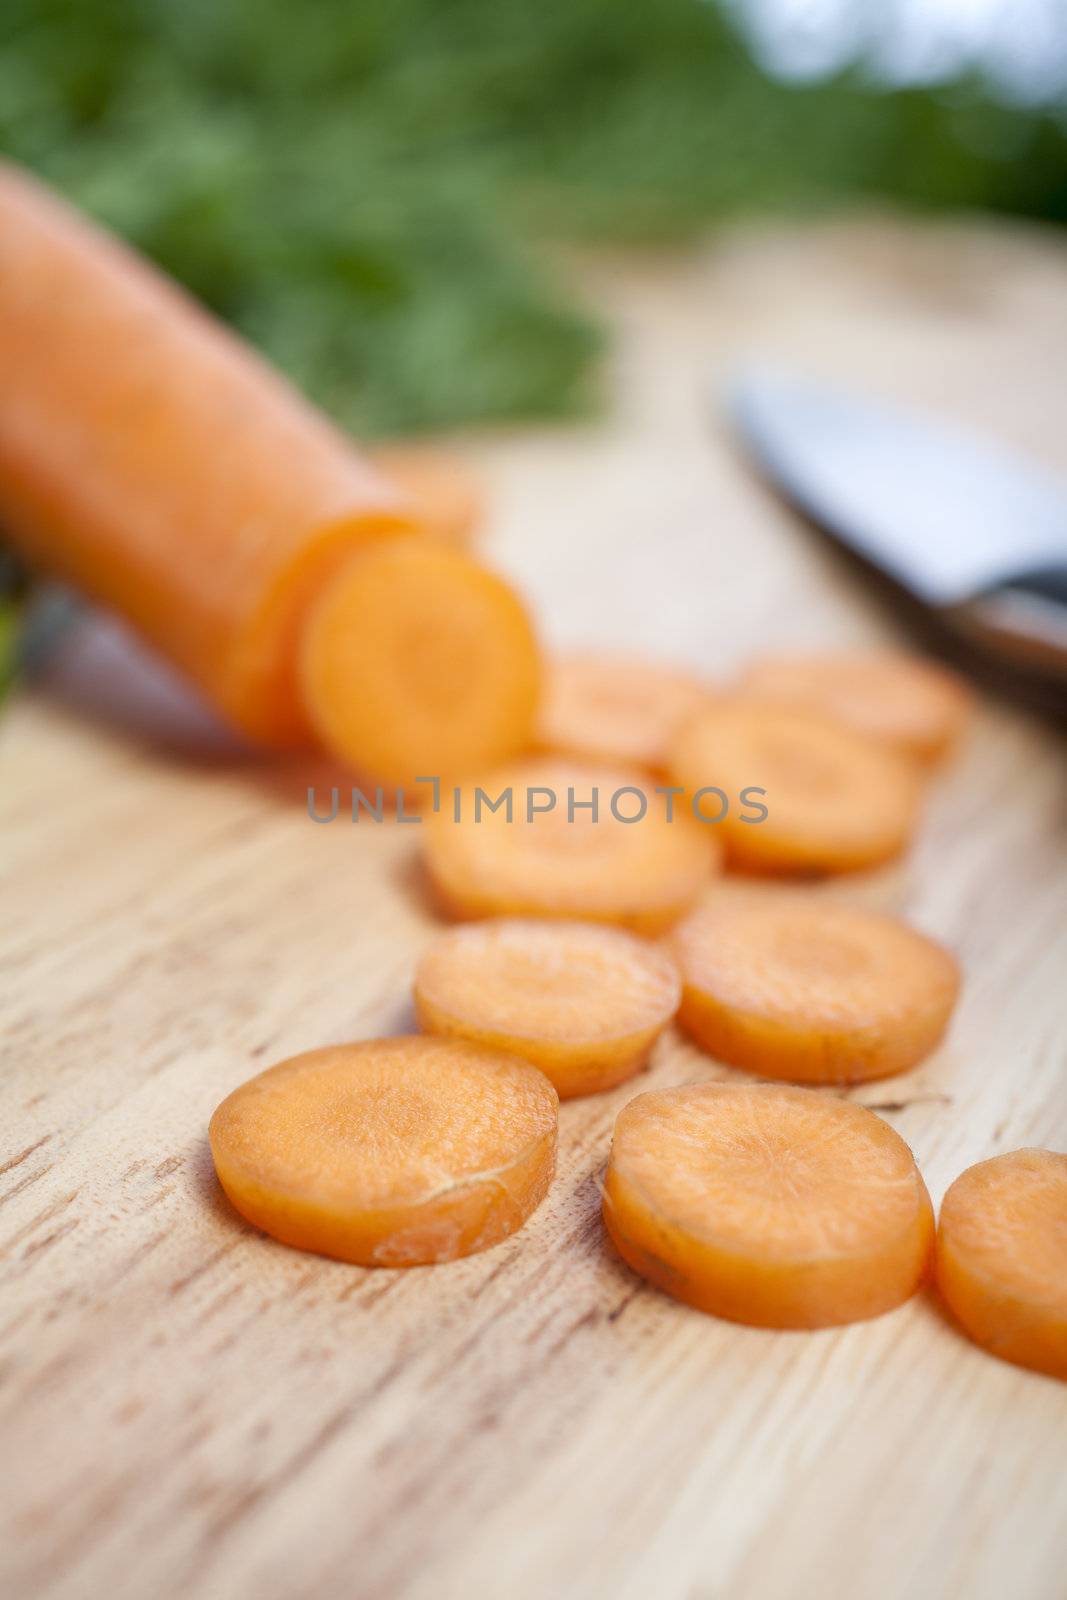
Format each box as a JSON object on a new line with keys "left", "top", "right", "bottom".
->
{"left": 945, "top": 565, "right": 1067, "bottom": 699}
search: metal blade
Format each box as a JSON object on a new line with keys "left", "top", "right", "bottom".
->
{"left": 730, "top": 366, "right": 1067, "bottom": 605}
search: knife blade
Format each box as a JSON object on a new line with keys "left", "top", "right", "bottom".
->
{"left": 730, "top": 366, "right": 1067, "bottom": 698}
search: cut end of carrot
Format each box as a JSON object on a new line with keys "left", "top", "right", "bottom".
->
{"left": 415, "top": 918, "right": 681, "bottom": 1098}
{"left": 740, "top": 651, "right": 971, "bottom": 765}
{"left": 536, "top": 651, "right": 715, "bottom": 773}
{"left": 673, "top": 889, "right": 960, "bottom": 1084}
{"left": 209, "top": 1037, "right": 558, "bottom": 1267}
{"left": 670, "top": 700, "right": 923, "bottom": 876}
{"left": 299, "top": 538, "right": 541, "bottom": 786}
{"left": 603, "top": 1082, "right": 934, "bottom": 1328}
{"left": 226, "top": 511, "right": 412, "bottom": 745}
{"left": 936, "top": 1148, "right": 1067, "bottom": 1381}
{"left": 368, "top": 445, "right": 484, "bottom": 546}
{"left": 422, "top": 758, "right": 719, "bottom": 934}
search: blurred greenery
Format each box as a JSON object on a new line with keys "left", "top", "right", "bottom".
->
{"left": 2, "top": 0, "right": 1067, "bottom": 438}
{"left": 0, "top": 549, "right": 29, "bottom": 696}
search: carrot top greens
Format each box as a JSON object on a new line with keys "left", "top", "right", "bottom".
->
{"left": 2, "top": 0, "right": 1065, "bottom": 437}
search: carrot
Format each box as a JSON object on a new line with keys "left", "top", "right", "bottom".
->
{"left": 0, "top": 161, "right": 420, "bottom": 745}
{"left": 602, "top": 1082, "right": 934, "bottom": 1327}
{"left": 209, "top": 1037, "right": 557, "bottom": 1266}
{"left": 740, "top": 651, "right": 971, "bottom": 765}
{"left": 368, "top": 445, "right": 483, "bottom": 546}
{"left": 673, "top": 890, "right": 960, "bottom": 1083}
{"left": 422, "top": 758, "right": 718, "bottom": 934}
{"left": 537, "top": 651, "right": 713, "bottom": 772}
{"left": 300, "top": 538, "right": 540, "bottom": 786}
{"left": 670, "top": 700, "right": 922, "bottom": 875}
{"left": 936, "top": 1149, "right": 1067, "bottom": 1380}
{"left": 414, "top": 918, "right": 681, "bottom": 1098}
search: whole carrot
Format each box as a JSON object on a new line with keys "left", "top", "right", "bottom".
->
{"left": 0, "top": 162, "right": 417, "bottom": 744}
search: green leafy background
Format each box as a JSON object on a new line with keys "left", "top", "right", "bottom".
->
{"left": 3, "top": 0, "right": 1066, "bottom": 439}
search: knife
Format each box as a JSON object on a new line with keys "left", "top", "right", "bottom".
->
{"left": 730, "top": 366, "right": 1067, "bottom": 707}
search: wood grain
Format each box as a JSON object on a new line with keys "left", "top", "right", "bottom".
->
{"left": 2, "top": 213, "right": 1066, "bottom": 1600}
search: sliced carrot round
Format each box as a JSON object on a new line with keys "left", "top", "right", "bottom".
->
{"left": 670, "top": 700, "right": 922, "bottom": 875}
{"left": 369, "top": 444, "right": 483, "bottom": 547}
{"left": 300, "top": 538, "right": 540, "bottom": 787}
{"left": 673, "top": 891, "right": 960, "bottom": 1084}
{"left": 209, "top": 1037, "right": 557, "bottom": 1267}
{"left": 740, "top": 651, "right": 970, "bottom": 765}
{"left": 415, "top": 919, "right": 681, "bottom": 1098}
{"left": 603, "top": 1082, "right": 934, "bottom": 1327}
{"left": 537, "top": 651, "right": 713, "bottom": 772}
{"left": 936, "top": 1149, "right": 1067, "bottom": 1380}
{"left": 422, "top": 758, "right": 718, "bottom": 935}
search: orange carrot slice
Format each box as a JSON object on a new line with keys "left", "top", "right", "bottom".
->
{"left": 422, "top": 758, "right": 718, "bottom": 934}
{"left": 603, "top": 1082, "right": 934, "bottom": 1327}
{"left": 0, "top": 161, "right": 413, "bottom": 745}
{"left": 300, "top": 539, "right": 540, "bottom": 786}
{"left": 670, "top": 700, "right": 922, "bottom": 875}
{"left": 537, "top": 652, "right": 713, "bottom": 772}
{"left": 415, "top": 919, "right": 681, "bottom": 1098}
{"left": 209, "top": 1037, "right": 557, "bottom": 1266}
{"left": 369, "top": 444, "right": 483, "bottom": 546}
{"left": 673, "top": 891, "right": 960, "bottom": 1083}
{"left": 936, "top": 1149, "right": 1067, "bottom": 1380}
{"left": 740, "top": 651, "right": 970, "bottom": 765}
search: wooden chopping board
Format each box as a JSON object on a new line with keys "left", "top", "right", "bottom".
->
{"left": 2, "top": 215, "right": 1066, "bottom": 1600}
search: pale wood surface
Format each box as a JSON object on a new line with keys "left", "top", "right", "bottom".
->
{"left": 2, "top": 215, "right": 1067, "bottom": 1600}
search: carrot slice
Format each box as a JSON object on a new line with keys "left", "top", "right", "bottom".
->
{"left": 422, "top": 758, "right": 718, "bottom": 934}
{"left": 670, "top": 700, "right": 923, "bottom": 875}
{"left": 0, "top": 161, "right": 413, "bottom": 745}
{"left": 603, "top": 1082, "right": 934, "bottom": 1327}
{"left": 537, "top": 652, "right": 713, "bottom": 772}
{"left": 936, "top": 1149, "right": 1067, "bottom": 1380}
{"left": 673, "top": 891, "right": 960, "bottom": 1083}
{"left": 415, "top": 919, "right": 681, "bottom": 1098}
{"left": 740, "top": 651, "right": 970, "bottom": 765}
{"left": 369, "top": 445, "right": 483, "bottom": 546}
{"left": 209, "top": 1037, "right": 557, "bottom": 1266}
{"left": 300, "top": 539, "right": 540, "bottom": 786}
